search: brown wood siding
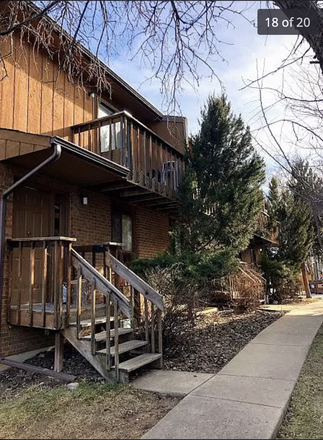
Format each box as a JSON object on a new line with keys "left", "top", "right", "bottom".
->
{"left": 0, "top": 34, "right": 96, "bottom": 140}
{"left": 0, "top": 129, "right": 51, "bottom": 160}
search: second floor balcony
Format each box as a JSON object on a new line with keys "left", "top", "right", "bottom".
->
{"left": 71, "top": 111, "right": 185, "bottom": 200}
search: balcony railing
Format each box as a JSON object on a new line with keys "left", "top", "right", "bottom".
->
{"left": 71, "top": 111, "right": 185, "bottom": 198}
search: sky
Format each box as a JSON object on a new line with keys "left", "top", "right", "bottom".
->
{"left": 103, "top": 1, "right": 320, "bottom": 182}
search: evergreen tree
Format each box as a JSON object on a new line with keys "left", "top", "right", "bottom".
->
{"left": 179, "top": 94, "right": 265, "bottom": 253}
{"left": 267, "top": 176, "right": 280, "bottom": 237}
{"left": 276, "top": 188, "right": 314, "bottom": 267}
{"left": 263, "top": 177, "right": 315, "bottom": 299}
{"left": 289, "top": 159, "right": 323, "bottom": 254}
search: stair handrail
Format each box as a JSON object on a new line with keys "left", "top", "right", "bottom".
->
{"left": 105, "top": 252, "right": 163, "bottom": 311}
{"left": 246, "top": 266, "right": 266, "bottom": 284}
{"left": 71, "top": 249, "right": 131, "bottom": 317}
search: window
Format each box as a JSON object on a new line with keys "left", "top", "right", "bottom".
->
{"left": 98, "top": 103, "right": 123, "bottom": 152}
{"left": 112, "top": 212, "right": 132, "bottom": 252}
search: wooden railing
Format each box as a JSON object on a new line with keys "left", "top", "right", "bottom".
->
{"left": 71, "top": 111, "right": 185, "bottom": 198}
{"left": 71, "top": 249, "right": 132, "bottom": 381}
{"left": 230, "top": 264, "right": 266, "bottom": 302}
{"left": 105, "top": 252, "right": 163, "bottom": 360}
{"left": 8, "top": 237, "right": 76, "bottom": 329}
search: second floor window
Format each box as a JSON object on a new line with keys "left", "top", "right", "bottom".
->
{"left": 98, "top": 103, "right": 123, "bottom": 152}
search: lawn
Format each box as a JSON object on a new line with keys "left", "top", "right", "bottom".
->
{"left": 0, "top": 382, "right": 179, "bottom": 439}
{"left": 278, "top": 323, "right": 323, "bottom": 439}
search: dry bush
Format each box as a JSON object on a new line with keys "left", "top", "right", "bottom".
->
{"left": 145, "top": 264, "right": 209, "bottom": 348}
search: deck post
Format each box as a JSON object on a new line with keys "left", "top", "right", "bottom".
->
{"left": 54, "top": 331, "right": 64, "bottom": 372}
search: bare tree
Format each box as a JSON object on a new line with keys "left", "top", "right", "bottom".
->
{"left": 0, "top": 0, "right": 256, "bottom": 112}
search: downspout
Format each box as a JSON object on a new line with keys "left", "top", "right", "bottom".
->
{"left": 0, "top": 142, "right": 62, "bottom": 358}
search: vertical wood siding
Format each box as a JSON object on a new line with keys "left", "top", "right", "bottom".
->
{"left": 0, "top": 34, "right": 95, "bottom": 141}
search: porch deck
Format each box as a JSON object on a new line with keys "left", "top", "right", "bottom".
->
{"left": 7, "top": 237, "right": 164, "bottom": 383}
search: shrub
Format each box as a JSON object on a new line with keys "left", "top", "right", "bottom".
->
{"left": 259, "top": 253, "right": 301, "bottom": 303}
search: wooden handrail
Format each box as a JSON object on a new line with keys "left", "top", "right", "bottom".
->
{"left": 71, "top": 249, "right": 131, "bottom": 317}
{"left": 105, "top": 252, "right": 163, "bottom": 311}
{"left": 71, "top": 110, "right": 184, "bottom": 159}
{"left": 9, "top": 236, "right": 77, "bottom": 243}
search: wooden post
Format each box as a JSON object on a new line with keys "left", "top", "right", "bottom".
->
{"left": 91, "top": 279, "right": 96, "bottom": 355}
{"left": 57, "top": 241, "right": 64, "bottom": 329}
{"left": 41, "top": 241, "right": 48, "bottom": 328}
{"left": 130, "top": 121, "right": 135, "bottom": 181}
{"left": 157, "top": 308, "right": 163, "bottom": 355}
{"left": 17, "top": 242, "right": 23, "bottom": 325}
{"left": 54, "top": 332, "right": 64, "bottom": 372}
{"left": 76, "top": 266, "right": 82, "bottom": 338}
{"left": 66, "top": 242, "right": 72, "bottom": 327}
{"left": 29, "top": 241, "right": 35, "bottom": 327}
{"left": 106, "top": 292, "right": 111, "bottom": 371}
{"left": 114, "top": 301, "right": 119, "bottom": 381}
{"left": 149, "top": 134, "right": 153, "bottom": 187}
{"left": 53, "top": 241, "right": 58, "bottom": 328}
{"left": 144, "top": 298, "right": 149, "bottom": 344}
{"left": 151, "top": 303, "right": 155, "bottom": 353}
{"left": 130, "top": 286, "right": 135, "bottom": 328}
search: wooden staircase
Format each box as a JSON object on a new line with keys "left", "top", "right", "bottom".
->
{"left": 61, "top": 249, "right": 163, "bottom": 384}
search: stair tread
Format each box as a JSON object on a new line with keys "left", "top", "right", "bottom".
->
{"left": 69, "top": 316, "right": 111, "bottom": 328}
{"left": 82, "top": 328, "right": 133, "bottom": 342}
{"left": 113, "top": 353, "right": 162, "bottom": 372}
{"left": 97, "top": 340, "right": 148, "bottom": 356}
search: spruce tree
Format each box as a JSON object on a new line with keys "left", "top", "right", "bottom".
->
{"left": 183, "top": 94, "right": 266, "bottom": 253}
{"left": 267, "top": 176, "right": 280, "bottom": 237}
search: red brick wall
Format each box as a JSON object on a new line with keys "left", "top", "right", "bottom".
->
{"left": 1, "top": 167, "right": 171, "bottom": 357}
{"left": 133, "top": 206, "right": 170, "bottom": 258}
{"left": 70, "top": 190, "right": 111, "bottom": 245}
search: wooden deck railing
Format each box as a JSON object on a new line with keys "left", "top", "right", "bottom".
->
{"left": 71, "top": 111, "right": 185, "bottom": 198}
{"left": 105, "top": 252, "right": 163, "bottom": 360}
{"left": 73, "top": 243, "right": 163, "bottom": 379}
{"left": 8, "top": 237, "right": 76, "bottom": 329}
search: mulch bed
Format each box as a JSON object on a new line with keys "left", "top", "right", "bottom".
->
{"left": 163, "top": 309, "right": 284, "bottom": 373}
{"left": 0, "top": 309, "right": 283, "bottom": 400}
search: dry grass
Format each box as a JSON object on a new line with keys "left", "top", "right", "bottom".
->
{"left": 278, "top": 323, "right": 323, "bottom": 439}
{"left": 0, "top": 382, "right": 180, "bottom": 439}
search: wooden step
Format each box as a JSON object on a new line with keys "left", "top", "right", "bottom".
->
{"left": 82, "top": 328, "right": 133, "bottom": 342}
{"left": 97, "top": 340, "right": 148, "bottom": 357}
{"left": 113, "top": 353, "right": 162, "bottom": 373}
{"left": 69, "top": 316, "right": 110, "bottom": 328}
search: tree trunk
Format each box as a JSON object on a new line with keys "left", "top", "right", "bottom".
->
{"left": 301, "top": 261, "right": 311, "bottom": 298}
{"left": 275, "top": 1, "right": 323, "bottom": 77}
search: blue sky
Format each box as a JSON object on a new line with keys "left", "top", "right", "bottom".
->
{"left": 101, "top": 1, "right": 318, "bottom": 180}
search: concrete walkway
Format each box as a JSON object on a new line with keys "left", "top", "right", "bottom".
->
{"left": 141, "top": 301, "right": 323, "bottom": 439}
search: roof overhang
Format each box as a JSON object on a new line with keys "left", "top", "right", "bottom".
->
{"left": 252, "top": 233, "right": 279, "bottom": 247}
{"left": 4, "top": 136, "right": 129, "bottom": 187}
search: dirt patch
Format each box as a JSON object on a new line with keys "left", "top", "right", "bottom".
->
{"left": 277, "top": 323, "right": 323, "bottom": 439}
{"left": 0, "top": 345, "right": 106, "bottom": 401}
{"left": 0, "top": 382, "right": 179, "bottom": 439}
{"left": 163, "top": 309, "right": 284, "bottom": 373}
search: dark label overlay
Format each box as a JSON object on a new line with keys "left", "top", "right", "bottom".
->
{"left": 257, "top": 9, "right": 320, "bottom": 35}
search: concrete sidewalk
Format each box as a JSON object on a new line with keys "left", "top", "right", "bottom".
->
{"left": 142, "top": 301, "right": 323, "bottom": 439}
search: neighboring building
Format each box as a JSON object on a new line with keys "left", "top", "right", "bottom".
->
{"left": 240, "top": 210, "right": 278, "bottom": 268}
{"left": 0, "top": 4, "right": 187, "bottom": 382}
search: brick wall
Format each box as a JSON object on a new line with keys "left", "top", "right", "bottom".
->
{"left": 133, "top": 205, "right": 170, "bottom": 258}
{"left": 1, "top": 166, "right": 171, "bottom": 357}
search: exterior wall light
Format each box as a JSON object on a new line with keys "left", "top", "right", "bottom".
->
{"left": 82, "top": 196, "right": 88, "bottom": 205}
